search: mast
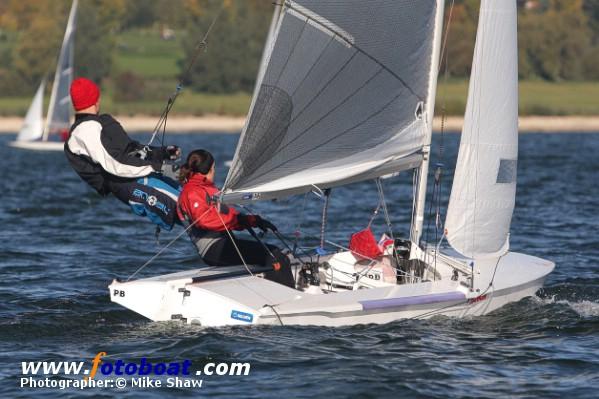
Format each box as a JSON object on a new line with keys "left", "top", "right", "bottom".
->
{"left": 410, "top": 0, "right": 445, "bottom": 252}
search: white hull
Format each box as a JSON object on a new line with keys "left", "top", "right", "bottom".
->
{"left": 8, "top": 140, "right": 65, "bottom": 151}
{"left": 109, "top": 250, "right": 554, "bottom": 327}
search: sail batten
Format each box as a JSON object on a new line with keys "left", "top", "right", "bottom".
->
{"left": 444, "top": 0, "right": 519, "bottom": 259}
{"left": 223, "top": 0, "right": 441, "bottom": 203}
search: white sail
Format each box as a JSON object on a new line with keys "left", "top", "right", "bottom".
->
{"left": 16, "top": 81, "right": 45, "bottom": 142}
{"left": 444, "top": 0, "right": 519, "bottom": 259}
{"left": 222, "top": 0, "right": 442, "bottom": 203}
{"left": 43, "top": 0, "right": 77, "bottom": 141}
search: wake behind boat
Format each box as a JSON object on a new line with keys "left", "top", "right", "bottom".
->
{"left": 9, "top": 0, "right": 77, "bottom": 151}
{"left": 110, "top": 0, "right": 554, "bottom": 327}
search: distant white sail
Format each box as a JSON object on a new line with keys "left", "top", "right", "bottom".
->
{"left": 222, "top": 0, "right": 441, "bottom": 202}
{"left": 44, "top": 0, "right": 77, "bottom": 140}
{"left": 444, "top": 0, "right": 519, "bottom": 259}
{"left": 16, "top": 81, "right": 45, "bottom": 142}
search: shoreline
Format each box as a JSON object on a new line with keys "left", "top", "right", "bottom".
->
{"left": 1, "top": 115, "right": 599, "bottom": 134}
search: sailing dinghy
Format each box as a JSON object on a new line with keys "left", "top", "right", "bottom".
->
{"left": 9, "top": 0, "right": 77, "bottom": 151}
{"left": 110, "top": 0, "right": 554, "bottom": 327}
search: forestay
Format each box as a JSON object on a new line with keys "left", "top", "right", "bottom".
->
{"left": 222, "top": 0, "right": 440, "bottom": 203}
{"left": 444, "top": 0, "right": 519, "bottom": 259}
{"left": 16, "top": 81, "right": 45, "bottom": 142}
{"left": 43, "top": 0, "right": 77, "bottom": 140}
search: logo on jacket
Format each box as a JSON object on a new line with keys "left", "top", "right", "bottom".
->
{"left": 132, "top": 189, "right": 170, "bottom": 215}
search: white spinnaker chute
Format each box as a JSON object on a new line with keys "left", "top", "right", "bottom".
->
{"left": 16, "top": 81, "right": 45, "bottom": 142}
{"left": 43, "top": 0, "right": 77, "bottom": 140}
{"left": 222, "top": 0, "right": 442, "bottom": 203}
{"left": 444, "top": 0, "right": 519, "bottom": 259}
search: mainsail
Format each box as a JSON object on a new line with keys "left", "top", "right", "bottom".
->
{"left": 16, "top": 81, "right": 45, "bottom": 142}
{"left": 444, "top": 0, "right": 519, "bottom": 259}
{"left": 222, "top": 0, "right": 442, "bottom": 203}
{"left": 43, "top": 0, "right": 77, "bottom": 140}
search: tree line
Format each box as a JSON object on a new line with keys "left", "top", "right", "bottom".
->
{"left": 0, "top": 0, "right": 598, "bottom": 97}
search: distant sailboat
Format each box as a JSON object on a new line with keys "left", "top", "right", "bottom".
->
{"left": 9, "top": 0, "right": 78, "bottom": 151}
{"left": 110, "top": 0, "right": 554, "bottom": 327}
{"left": 14, "top": 81, "right": 45, "bottom": 144}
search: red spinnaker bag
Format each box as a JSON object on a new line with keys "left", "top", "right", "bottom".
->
{"left": 349, "top": 228, "right": 383, "bottom": 260}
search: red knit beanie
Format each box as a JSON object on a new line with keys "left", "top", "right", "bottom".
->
{"left": 70, "top": 77, "right": 100, "bottom": 111}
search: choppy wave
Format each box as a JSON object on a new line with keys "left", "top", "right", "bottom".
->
{"left": 534, "top": 295, "right": 599, "bottom": 318}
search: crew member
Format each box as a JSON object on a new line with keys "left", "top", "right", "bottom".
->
{"left": 177, "top": 149, "right": 295, "bottom": 288}
{"left": 64, "top": 77, "right": 181, "bottom": 230}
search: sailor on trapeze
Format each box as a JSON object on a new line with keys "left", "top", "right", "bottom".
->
{"left": 64, "top": 77, "right": 181, "bottom": 230}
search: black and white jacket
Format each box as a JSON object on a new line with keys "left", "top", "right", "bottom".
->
{"left": 64, "top": 113, "right": 166, "bottom": 195}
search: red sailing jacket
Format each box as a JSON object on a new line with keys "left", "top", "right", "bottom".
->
{"left": 177, "top": 173, "right": 257, "bottom": 231}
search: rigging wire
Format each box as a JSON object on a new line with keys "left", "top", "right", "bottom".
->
{"left": 373, "top": 178, "right": 405, "bottom": 270}
{"left": 375, "top": 178, "right": 394, "bottom": 240}
{"left": 319, "top": 189, "right": 332, "bottom": 252}
{"left": 146, "top": 4, "right": 225, "bottom": 147}
{"left": 409, "top": 168, "right": 419, "bottom": 243}
{"left": 435, "top": 0, "right": 456, "bottom": 237}
{"left": 126, "top": 214, "right": 202, "bottom": 282}
{"left": 214, "top": 210, "right": 254, "bottom": 277}
{"left": 293, "top": 192, "right": 310, "bottom": 259}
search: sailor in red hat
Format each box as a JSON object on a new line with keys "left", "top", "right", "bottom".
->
{"left": 64, "top": 77, "right": 182, "bottom": 230}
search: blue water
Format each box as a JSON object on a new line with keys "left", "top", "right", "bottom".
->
{"left": 1, "top": 132, "right": 598, "bottom": 398}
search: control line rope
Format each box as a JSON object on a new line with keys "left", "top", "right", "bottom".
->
{"left": 147, "top": 4, "right": 225, "bottom": 146}
{"left": 262, "top": 304, "right": 284, "bottom": 326}
{"left": 214, "top": 209, "right": 254, "bottom": 277}
{"left": 126, "top": 208, "right": 207, "bottom": 282}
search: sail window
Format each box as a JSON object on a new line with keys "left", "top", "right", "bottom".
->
{"left": 496, "top": 159, "right": 517, "bottom": 184}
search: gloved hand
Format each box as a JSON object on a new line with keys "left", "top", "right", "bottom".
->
{"left": 164, "top": 145, "right": 181, "bottom": 161}
{"left": 255, "top": 216, "right": 278, "bottom": 232}
{"left": 160, "top": 162, "right": 180, "bottom": 180}
{"left": 237, "top": 214, "right": 253, "bottom": 229}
